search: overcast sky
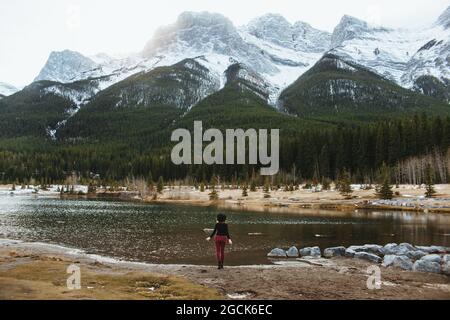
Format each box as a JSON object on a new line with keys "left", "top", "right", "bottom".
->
{"left": 1, "top": 0, "right": 449, "bottom": 87}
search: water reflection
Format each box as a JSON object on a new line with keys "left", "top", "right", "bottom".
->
{"left": 0, "top": 196, "right": 449, "bottom": 265}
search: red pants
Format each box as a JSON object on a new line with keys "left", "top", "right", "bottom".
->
{"left": 215, "top": 236, "right": 228, "bottom": 264}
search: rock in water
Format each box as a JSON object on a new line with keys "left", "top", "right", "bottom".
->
{"left": 354, "top": 252, "right": 382, "bottom": 263}
{"left": 268, "top": 248, "right": 287, "bottom": 258}
{"left": 383, "top": 255, "right": 414, "bottom": 270}
{"left": 420, "top": 254, "right": 442, "bottom": 264}
{"left": 413, "top": 260, "right": 441, "bottom": 274}
{"left": 323, "top": 247, "right": 346, "bottom": 258}
{"left": 286, "top": 246, "right": 299, "bottom": 258}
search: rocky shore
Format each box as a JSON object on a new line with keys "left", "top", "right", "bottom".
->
{"left": 1, "top": 240, "right": 449, "bottom": 300}
{"left": 268, "top": 243, "right": 450, "bottom": 276}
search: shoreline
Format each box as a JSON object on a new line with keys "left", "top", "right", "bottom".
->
{"left": 2, "top": 184, "right": 450, "bottom": 214}
{"left": 1, "top": 239, "right": 449, "bottom": 300}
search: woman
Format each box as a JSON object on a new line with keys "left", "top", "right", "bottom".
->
{"left": 206, "top": 214, "right": 232, "bottom": 269}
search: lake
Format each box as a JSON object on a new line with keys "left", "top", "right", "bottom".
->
{"left": 1, "top": 196, "right": 450, "bottom": 265}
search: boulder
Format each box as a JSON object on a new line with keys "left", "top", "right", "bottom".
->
{"left": 299, "top": 247, "right": 321, "bottom": 257}
{"left": 345, "top": 248, "right": 356, "bottom": 258}
{"left": 416, "top": 246, "right": 448, "bottom": 254}
{"left": 383, "top": 243, "right": 398, "bottom": 254}
{"left": 383, "top": 243, "right": 414, "bottom": 256}
{"left": 406, "top": 250, "right": 427, "bottom": 261}
{"left": 354, "top": 252, "right": 382, "bottom": 264}
{"left": 399, "top": 243, "right": 416, "bottom": 251}
{"left": 382, "top": 255, "right": 396, "bottom": 268}
{"left": 286, "top": 246, "right": 299, "bottom": 258}
{"left": 443, "top": 255, "right": 450, "bottom": 264}
{"left": 413, "top": 260, "right": 441, "bottom": 274}
{"left": 420, "top": 254, "right": 442, "bottom": 264}
{"left": 348, "top": 244, "right": 384, "bottom": 256}
{"left": 383, "top": 255, "right": 414, "bottom": 270}
{"left": 443, "top": 262, "right": 450, "bottom": 275}
{"left": 268, "top": 248, "right": 287, "bottom": 258}
{"left": 323, "top": 246, "right": 346, "bottom": 258}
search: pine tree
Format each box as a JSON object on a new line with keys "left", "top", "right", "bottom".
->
{"left": 242, "top": 185, "right": 248, "bottom": 197}
{"left": 157, "top": 176, "right": 164, "bottom": 194}
{"left": 200, "top": 182, "right": 205, "bottom": 192}
{"left": 376, "top": 164, "right": 394, "bottom": 200}
{"left": 424, "top": 165, "right": 436, "bottom": 198}
{"left": 250, "top": 179, "right": 257, "bottom": 192}
{"left": 337, "top": 170, "right": 353, "bottom": 199}
{"left": 209, "top": 186, "right": 219, "bottom": 201}
{"left": 263, "top": 179, "right": 271, "bottom": 198}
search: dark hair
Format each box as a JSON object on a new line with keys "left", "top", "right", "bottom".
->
{"left": 217, "top": 214, "right": 227, "bottom": 223}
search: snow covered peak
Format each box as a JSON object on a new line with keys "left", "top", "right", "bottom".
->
{"left": 437, "top": 5, "right": 450, "bottom": 29}
{"left": 175, "top": 11, "right": 234, "bottom": 29}
{"left": 35, "top": 50, "right": 98, "bottom": 83}
{"left": 244, "top": 14, "right": 331, "bottom": 53}
{"left": 142, "top": 11, "right": 238, "bottom": 57}
{"left": 331, "top": 15, "right": 389, "bottom": 48}
{"left": 0, "top": 82, "right": 19, "bottom": 96}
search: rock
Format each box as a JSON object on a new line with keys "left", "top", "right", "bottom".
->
{"left": 345, "top": 248, "right": 356, "bottom": 258}
{"left": 420, "top": 254, "right": 442, "bottom": 264}
{"left": 406, "top": 250, "right": 427, "bottom": 261}
{"left": 299, "top": 247, "right": 321, "bottom": 257}
{"left": 416, "top": 246, "right": 448, "bottom": 254}
{"left": 348, "top": 244, "right": 384, "bottom": 256}
{"left": 354, "top": 252, "right": 382, "bottom": 264}
{"left": 382, "top": 255, "right": 396, "bottom": 267}
{"left": 323, "top": 246, "right": 346, "bottom": 258}
{"left": 399, "top": 243, "right": 416, "bottom": 251}
{"left": 383, "top": 243, "right": 413, "bottom": 256}
{"left": 383, "top": 255, "right": 414, "bottom": 270}
{"left": 383, "top": 243, "right": 398, "bottom": 254}
{"left": 443, "top": 255, "right": 450, "bottom": 264}
{"left": 443, "top": 262, "right": 450, "bottom": 275}
{"left": 268, "top": 248, "right": 287, "bottom": 258}
{"left": 413, "top": 260, "right": 441, "bottom": 274}
{"left": 286, "top": 246, "right": 299, "bottom": 258}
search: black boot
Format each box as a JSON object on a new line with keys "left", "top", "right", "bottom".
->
{"left": 218, "top": 263, "right": 221, "bottom": 269}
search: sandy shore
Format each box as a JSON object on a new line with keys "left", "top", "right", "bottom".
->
{"left": 2, "top": 184, "right": 450, "bottom": 214}
{"left": 151, "top": 184, "right": 450, "bottom": 214}
{"left": 0, "top": 240, "right": 449, "bottom": 300}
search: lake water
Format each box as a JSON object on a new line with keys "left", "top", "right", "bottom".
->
{"left": 1, "top": 196, "right": 450, "bottom": 265}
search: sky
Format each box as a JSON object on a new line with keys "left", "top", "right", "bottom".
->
{"left": 1, "top": 0, "right": 449, "bottom": 87}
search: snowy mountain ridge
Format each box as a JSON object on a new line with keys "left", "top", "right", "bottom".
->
{"left": 0, "top": 82, "right": 19, "bottom": 97}
{"left": 32, "top": 7, "right": 450, "bottom": 106}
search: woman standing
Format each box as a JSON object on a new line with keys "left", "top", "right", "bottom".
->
{"left": 206, "top": 214, "right": 232, "bottom": 269}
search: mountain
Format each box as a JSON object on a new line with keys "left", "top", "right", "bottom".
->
{"left": 437, "top": 5, "right": 450, "bottom": 29}
{"left": 278, "top": 54, "right": 450, "bottom": 122}
{"left": 0, "top": 82, "right": 19, "bottom": 97}
{"left": 242, "top": 14, "right": 330, "bottom": 53}
{"left": 35, "top": 50, "right": 98, "bottom": 83}
{"left": 329, "top": 8, "right": 450, "bottom": 101}
{"left": 55, "top": 58, "right": 221, "bottom": 142}
{"left": 0, "top": 78, "right": 104, "bottom": 139}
